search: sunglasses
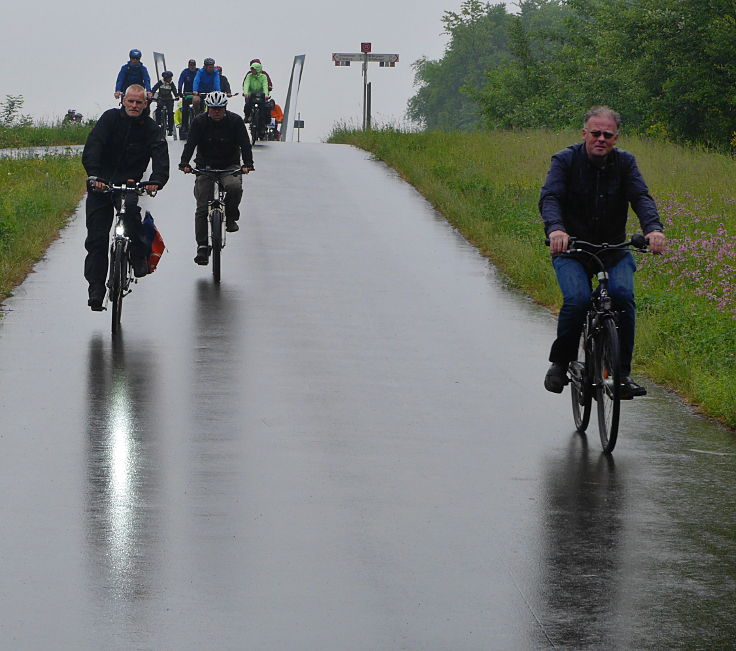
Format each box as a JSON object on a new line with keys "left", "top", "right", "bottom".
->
{"left": 588, "top": 130, "right": 617, "bottom": 139}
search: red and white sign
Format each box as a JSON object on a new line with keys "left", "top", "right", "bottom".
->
{"left": 361, "top": 42, "right": 372, "bottom": 53}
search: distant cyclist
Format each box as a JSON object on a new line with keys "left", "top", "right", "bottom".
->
{"left": 151, "top": 71, "right": 179, "bottom": 135}
{"left": 192, "top": 57, "right": 221, "bottom": 116}
{"left": 177, "top": 58, "right": 198, "bottom": 138}
{"left": 82, "top": 84, "right": 169, "bottom": 310}
{"left": 114, "top": 49, "right": 152, "bottom": 100}
{"left": 178, "top": 91, "right": 254, "bottom": 265}
{"left": 242, "top": 61, "right": 270, "bottom": 125}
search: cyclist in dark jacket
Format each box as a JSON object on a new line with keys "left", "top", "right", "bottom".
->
{"left": 539, "top": 105, "right": 665, "bottom": 398}
{"left": 151, "top": 71, "right": 179, "bottom": 135}
{"left": 178, "top": 59, "right": 198, "bottom": 138}
{"left": 179, "top": 91, "right": 253, "bottom": 264}
{"left": 83, "top": 84, "right": 169, "bottom": 310}
{"left": 114, "top": 49, "right": 152, "bottom": 99}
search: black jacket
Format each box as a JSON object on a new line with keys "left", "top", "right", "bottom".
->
{"left": 539, "top": 142, "right": 663, "bottom": 250}
{"left": 180, "top": 111, "right": 253, "bottom": 169}
{"left": 82, "top": 107, "right": 169, "bottom": 187}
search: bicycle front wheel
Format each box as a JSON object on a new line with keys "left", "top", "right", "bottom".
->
{"left": 595, "top": 316, "right": 621, "bottom": 453}
{"left": 210, "top": 209, "right": 223, "bottom": 283}
{"left": 570, "top": 324, "right": 592, "bottom": 433}
{"left": 250, "top": 109, "right": 259, "bottom": 144}
{"left": 110, "top": 240, "right": 126, "bottom": 334}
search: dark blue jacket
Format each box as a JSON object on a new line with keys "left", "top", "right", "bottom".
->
{"left": 193, "top": 68, "right": 221, "bottom": 93}
{"left": 540, "top": 142, "right": 663, "bottom": 243}
{"left": 178, "top": 67, "right": 197, "bottom": 94}
{"left": 115, "top": 62, "right": 152, "bottom": 93}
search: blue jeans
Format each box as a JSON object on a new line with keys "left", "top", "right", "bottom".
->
{"left": 550, "top": 252, "right": 636, "bottom": 376}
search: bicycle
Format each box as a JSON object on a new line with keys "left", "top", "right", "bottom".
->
{"left": 248, "top": 93, "right": 268, "bottom": 145}
{"left": 88, "top": 178, "right": 157, "bottom": 333}
{"left": 191, "top": 168, "right": 242, "bottom": 283}
{"left": 551, "top": 234, "right": 649, "bottom": 453}
{"left": 152, "top": 97, "right": 177, "bottom": 140}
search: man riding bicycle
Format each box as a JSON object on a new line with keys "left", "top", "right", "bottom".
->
{"left": 540, "top": 105, "right": 666, "bottom": 399}
{"left": 82, "top": 84, "right": 169, "bottom": 310}
{"left": 178, "top": 91, "right": 254, "bottom": 265}
{"left": 192, "top": 57, "right": 221, "bottom": 117}
{"left": 114, "top": 49, "right": 152, "bottom": 100}
{"left": 151, "top": 70, "right": 179, "bottom": 135}
{"left": 178, "top": 59, "right": 198, "bottom": 138}
{"left": 242, "top": 61, "right": 270, "bottom": 126}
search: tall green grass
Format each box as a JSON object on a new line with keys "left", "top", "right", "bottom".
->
{"left": 0, "top": 122, "right": 92, "bottom": 148}
{"left": 0, "top": 155, "right": 87, "bottom": 300}
{"left": 328, "top": 127, "right": 736, "bottom": 428}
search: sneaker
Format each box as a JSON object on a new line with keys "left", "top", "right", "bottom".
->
{"left": 226, "top": 222, "right": 239, "bottom": 232}
{"left": 544, "top": 362, "right": 569, "bottom": 394}
{"left": 194, "top": 246, "right": 209, "bottom": 265}
{"left": 620, "top": 376, "right": 647, "bottom": 399}
{"left": 131, "top": 257, "right": 149, "bottom": 278}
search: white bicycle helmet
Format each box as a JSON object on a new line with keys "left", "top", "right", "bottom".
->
{"left": 205, "top": 91, "right": 228, "bottom": 108}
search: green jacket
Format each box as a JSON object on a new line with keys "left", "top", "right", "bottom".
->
{"left": 242, "top": 71, "right": 269, "bottom": 96}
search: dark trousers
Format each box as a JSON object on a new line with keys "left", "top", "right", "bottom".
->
{"left": 155, "top": 99, "right": 175, "bottom": 131}
{"left": 550, "top": 252, "right": 637, "bottom": 376}
{"left": 181, "top": 95, "right": 193, "bottom": 134}
{"left": 84, "top": 192, "right": 147, "bottom": 296}
{"left": 193, "top": 171, "right": 243, "bottom": 246}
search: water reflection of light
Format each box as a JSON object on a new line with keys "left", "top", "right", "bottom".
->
{"left": 106, "top": 378, "right": 138, "bottom": 580}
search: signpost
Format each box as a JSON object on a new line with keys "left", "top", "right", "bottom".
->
{"left": 332, "top": 45, "right": 399, "bottom": 130}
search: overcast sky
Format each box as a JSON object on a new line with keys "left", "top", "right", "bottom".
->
{"left": 3, "top": 0, "right": 507, "bottom": 142}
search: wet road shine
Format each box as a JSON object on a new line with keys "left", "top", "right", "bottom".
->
{"left": 0, "top": 142, "right": 734, "bottom": 649}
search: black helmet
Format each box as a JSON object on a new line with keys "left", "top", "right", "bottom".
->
{"left": 162, "top": 70, "right": 173, "bottom": 78}
{"left": 129, "top": 49, "right": 142, "bottom": 59}
{"left": 203, "top": 57, "right": 215, "bottom": 66}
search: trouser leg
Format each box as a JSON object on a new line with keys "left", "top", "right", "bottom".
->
{"left": 221, "top": 172, "right": 243, "bottom": 225}
{"left": 84, "top": 193, "right": 114, "bottom": 296}
{"left": 194, "top": 174, "right": 214, "bottom": 247}
{"left": 121, "top": 195, "right": 147, "bottom": 264}
{"left": 550, "top": 256, "right": 592, "bottom": 365}
{"left": 606, "top": 252, "right": 637, "bottom": 376}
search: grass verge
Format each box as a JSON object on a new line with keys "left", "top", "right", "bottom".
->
{"left": 328, "top": 127, "right": 736, "bottom": 429}
{"left": 0, "top": 154, "right": 87, "bottom": 301}
{"left": 0, "top": 123, "right": 92, "bottom": 148}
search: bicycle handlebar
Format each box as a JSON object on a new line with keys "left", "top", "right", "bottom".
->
{"left": 190, "top": 168, "right": 244, "bottom": 176}
{"left": 87, "top": 177, "right": 158, "bottom": 196}
{"left": 544, "top": 234, "right": 649, "bottom": 252}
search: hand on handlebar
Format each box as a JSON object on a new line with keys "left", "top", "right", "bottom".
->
{"left": 645, "top": 230, "right": 666, "bottom": 254}
{"left": 548, "top": 230, "right": 569, "bottom": 255}
{"left": 179, "top": 164, "right": 192, "bottom": 174}
{"left": 90, "top": 179, "right": 107, "bottom": 193}
{"left": 241, "top": 165, "right": 254, "bottom": 175}
{"left": 145, "top": 184, "right": 158, "bottom": 196}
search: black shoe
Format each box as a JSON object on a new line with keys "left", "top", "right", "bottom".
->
{"left": 544, "top": 362, "right": 569, "bottom": 394}
{"left": 620, "top": 376, "right": 647, "bottom": 399}
{"left": 194, "top": 246, "right": 209, "bottom": 265}
{"left": 132, "top": 257, "right": 149, "bottom": 278}
{"left": 226, "top": 222, "right": 239, "bottom": 232}
{"left": 88, "top": 286, "right": 105, "bottom": 311}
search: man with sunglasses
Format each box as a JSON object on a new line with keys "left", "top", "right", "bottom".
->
{"left": 540, "top": 105, "right": 666, "bottom": 398}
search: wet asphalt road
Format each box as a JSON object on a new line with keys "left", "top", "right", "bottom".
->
{"left": 0, "top": 141, "right": 734, "bottom": 649}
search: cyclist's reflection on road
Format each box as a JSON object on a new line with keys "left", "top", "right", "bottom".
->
{"left": 537, "top": 435, "right": 625, "bottom": 647}
{"left": 84, "top": 334, "right": 162, "bottom": 610}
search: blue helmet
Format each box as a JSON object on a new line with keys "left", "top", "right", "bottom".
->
{"left": 129, "top": 49, "right": 142, "bottom": 59}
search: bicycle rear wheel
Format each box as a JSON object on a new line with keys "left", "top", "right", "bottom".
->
{"left": 210, "top": 209, "right": 223, "bottom": 283}
{"left": 595, "top": 317, "right": 621, "bottom": 453}
{"left": 570, "top": 324, "right": 592, "bottom": 433}
{"left": 110, "top": 240, "right": 126, "bottom": 334}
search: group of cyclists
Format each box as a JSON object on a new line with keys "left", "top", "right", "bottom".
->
{"left": 113, "top": 49, "right": 281, "bottom": 141}
{"left": 90, "top": 49, "right": 668, "bottom": 407}
{"left": 82, "top": 49, "right": 270, "bottom": 310}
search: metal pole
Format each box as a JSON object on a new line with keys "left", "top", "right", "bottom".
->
{"left": 366, "top": 82, "right": 371, "bottom": 130}
{"left": 362, "top": 53, "right": 368, "bottom": 130}
{"left": 297, "top": 113, "right": 301, "bottom": 143}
